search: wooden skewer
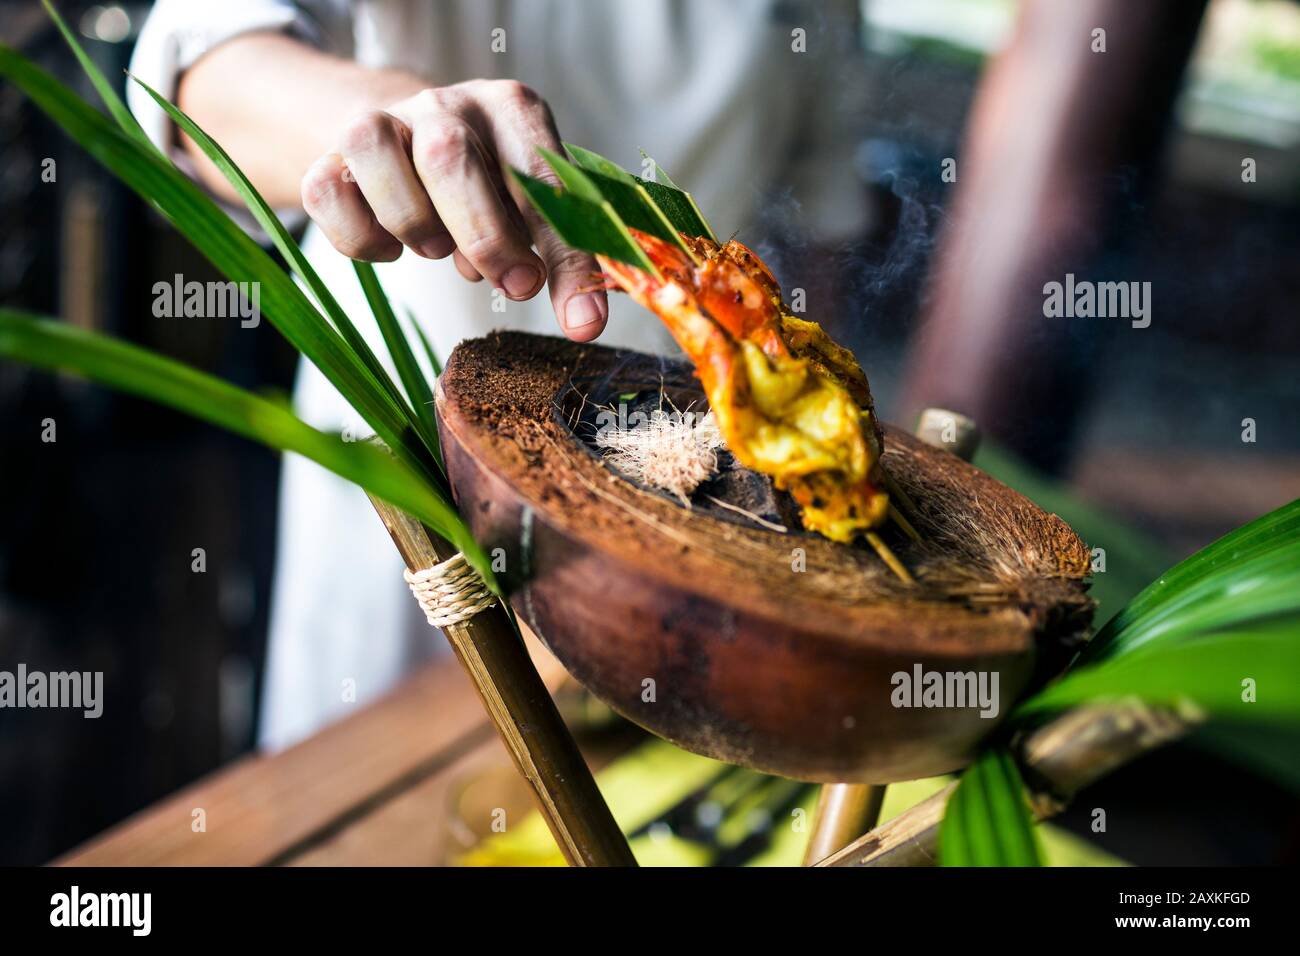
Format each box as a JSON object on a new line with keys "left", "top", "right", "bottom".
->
{"left": 803, "top": 408, "right": 979, "bottom": 866}
{"left": 366, "top": 492, "right": 637, "bottom": 867}
{"left": 882, "top": 470, "right": 921, "bottom": 526}
{"left": 888, "top": 502, "right": 921, "bottom": 542}
{"left": 866, "top": 531, "right": 914, "bottom": 585}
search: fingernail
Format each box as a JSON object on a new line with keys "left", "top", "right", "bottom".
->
{"left": 564, "top": 292, "right": 607, "bottom": 332}
{"left": 501, "top": 264, "right": 542, "bottom": 299}
{"left": 418, "top": 235, "right": 454, "bottom": 259}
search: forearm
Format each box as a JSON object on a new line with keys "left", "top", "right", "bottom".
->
{"left": 176, "top": 32, "right": 425, "bottom": 206}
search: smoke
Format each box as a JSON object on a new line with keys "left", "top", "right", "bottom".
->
{"left": 848, "top": 152, "right": 945, "bottom": 325}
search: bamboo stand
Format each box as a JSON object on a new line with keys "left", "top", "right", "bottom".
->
{"left": 367, "top": 493, "right": 637, "bottom": 867}
{"left": 803, "top": 408, "right": 981, "bottom": 866}
{"left": 816, "top": 701, "right": 1197, "bottom": 866}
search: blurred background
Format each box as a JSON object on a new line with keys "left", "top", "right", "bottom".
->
{"left": 1, "top": 0, "right": 1297, "bottom": 865}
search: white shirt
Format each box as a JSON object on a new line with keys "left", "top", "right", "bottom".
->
{"left": 129, "top": 0, "right": 868, "bottom": 750}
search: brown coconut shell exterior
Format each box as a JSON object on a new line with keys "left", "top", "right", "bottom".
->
{"left": 436, "top": 331, "right": 1094, "bottom": 783}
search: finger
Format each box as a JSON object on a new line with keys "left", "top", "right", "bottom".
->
{"left": 402, "top": 100, "right": 545, "bottom": 299}
{"left": 478, "top": 81, "right": 608, "bottom": 340}
{"left": 301, "top": 152, "right": 402, "bottom": 261}
{"left": 336, "top": 110, "right": 451, "bottom": 259}
{"left": 452, "top": 248, "right": 482, "bottom": 283}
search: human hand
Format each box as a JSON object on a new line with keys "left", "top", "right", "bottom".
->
{"left": 301, "top": 79, "right": 607, "bottom": 341}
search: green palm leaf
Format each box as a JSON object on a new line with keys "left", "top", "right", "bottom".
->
{"left": 508, "top": 145, "right": 719, "bottom": 276}
{"left": 1016, "top": 618, "right": 1300, "bottom": 721}
{"left": 128, "top": 74, "right": 431, "bottom": 463}
{"left": 538, "top": 147, "right": 692, "bottom": 258}
{"left": 406, "top": 308, "right": 443, "bottom": 378}
{"left": 510, "top": 169, "right": 659, "bottom": 275}
{"left": 972, "top": 498, "right": 1300, "bottom": 855}
{"left": 564, "top": 143, "right": 715, "bottom": 240}
{"left": 0, "top": 310, "right": 494, "bottom": 587}
{"left": 0, "top": 45, "right": 433, "bottom": 485}
{"left": 940, "top": 749, "right": 1043, "bottom": 867}
{"left": 1008, "top": 497, "right": 1300, "bottom": 796}
{"left": 39, "top": 0, "right": 152, "bottom": 150}
{"left": 1081, "top": 498, "right": 1300, "bottom": 664}
{"left": 639, "top": 148, "right": 681, "bottom": 190}
{"left": 353, "top": 261, "right": 442, "bottom": 469}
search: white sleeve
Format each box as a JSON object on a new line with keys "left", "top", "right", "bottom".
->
{"left": 126, "top": 0, "right": 354, "bottom": 230}
{"left": 783, "top": 0, "right": 871, "bottom": 243}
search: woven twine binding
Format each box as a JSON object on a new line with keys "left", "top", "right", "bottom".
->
{"left": 403, "top": 552, "right": 496, "bottom": 628}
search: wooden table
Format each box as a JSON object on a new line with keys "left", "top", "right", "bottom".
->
{"left": 55, "top": 633, "right": 571, "bottom": 867}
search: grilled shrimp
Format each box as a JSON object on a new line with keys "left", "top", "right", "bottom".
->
{"left": 598, "top": 230, "right": 889, "bottom": 543}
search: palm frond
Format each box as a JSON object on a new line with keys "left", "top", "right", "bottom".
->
{"left": 353, "top": 260, "right": 442, "bottom": 470}
{"left": 510, "top": 169, "right": 659, "bottom": 275}
{"left": 0, "top": 45, "right": 434, "bottom": 485}
{"left": 564, "top": 143, "right": 715, "bottom": 240}
{"left": 129, "top": 74, "right": 432, "bottom": 466}
{"left": 940, "top": 749, "right": 1042, "bottom": 867}
{"left": 39, "top": 0, "right": 152, "bottom": 149}
{"left": 0, "top": 310, "right": 494, "bottom": 585}
{"left": 1082, "top": 498, "right": 1300, "bottom": 664}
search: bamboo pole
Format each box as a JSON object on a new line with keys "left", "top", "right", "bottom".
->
{"left": 367, "top": 493, "right": 637, "bottom": 867}
{"left": 803, "top": 408, "right": 979, "bottom": 865}
{"left": 802, "top": 781, "right": 886, "bottom": 865}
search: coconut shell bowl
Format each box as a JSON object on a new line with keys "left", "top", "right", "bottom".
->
{"left": 434, "top": 331, "right": 1094, "bottom": 784}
